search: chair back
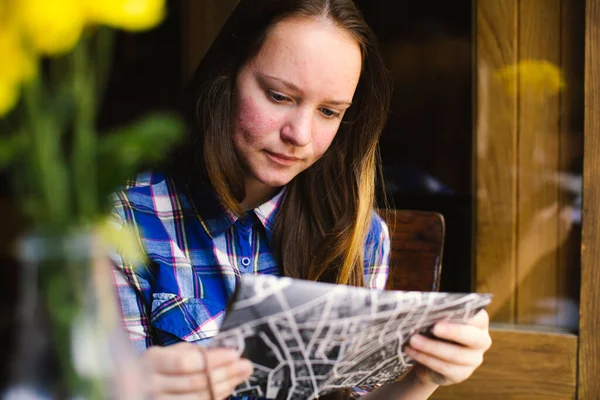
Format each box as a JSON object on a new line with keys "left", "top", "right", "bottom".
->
{"left": 377, "top": 209, "right": 445, "bottom": 292}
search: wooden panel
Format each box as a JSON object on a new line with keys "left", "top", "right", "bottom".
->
{"left": 474, "top": 0, "right": 519, "bottom": 322}
{"left": 579, "top": 0, "right": 600, "bottom": 397}
{"left": 515, "top": 0, "right": 561, "bottom": 325}
{"left": 181, "top": 0, "right": 240, "bottom": 81}
{"left": 432, "top": 325, "right": 577, "bottom": 399}
{"left": 379, "top": 210, "right": 444, "bottom": 293}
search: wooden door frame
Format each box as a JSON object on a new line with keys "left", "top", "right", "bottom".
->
{"left": 579, "top": 0, "right": 600, "bottom": 397}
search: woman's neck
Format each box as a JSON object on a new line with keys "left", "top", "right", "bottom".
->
{"left": 240, "top": 178, "right": 280, "bottom": 211}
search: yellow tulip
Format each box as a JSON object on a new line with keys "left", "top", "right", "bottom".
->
{"left": 85, "top": 0, "right": 165, "bottom": 31}
{"left": 18, "top": 0, "right": 86, "bottom": 55}
{"left": 0, "top": 24, "right": 30, "bottom": 81}
{"left": 0, "top": 20, "right": 36, "bottom": 116}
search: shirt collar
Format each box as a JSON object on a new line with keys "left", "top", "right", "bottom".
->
{"left": 253, "top": 188, "right": 285, "bottom": 244}
{"left": 186, "top": 181, "right": 285, "bottom": 241}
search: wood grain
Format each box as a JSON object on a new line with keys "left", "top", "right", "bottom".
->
{"left": 515, "top": 0, "right": 562, "bottom": 326}
{"left": 579, "top": 0, "right": 600, "bottom": 397}
{"left": 432, "top": 325, "right": 577, "bottom": 399}
{"left": 474, "top": 0, "right": 519, "bottom": 322}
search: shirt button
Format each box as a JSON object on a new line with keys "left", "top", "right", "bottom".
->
{"left": 241, "top": 257, "right": 251, "bottom": 267}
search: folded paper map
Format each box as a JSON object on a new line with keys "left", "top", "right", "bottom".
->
{"left": 209, "top": 274, "right": 492, "bottom": 400}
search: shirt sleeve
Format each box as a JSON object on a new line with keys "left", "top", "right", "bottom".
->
{"left": 363, "top": 211, "right": 391, "bottom": 290}
{"left": 109, "top": 198, "right": 154, "bottom": 352}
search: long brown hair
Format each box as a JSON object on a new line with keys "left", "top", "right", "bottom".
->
{"left": 173, "top": 2, "right": 391, "bottom": 394}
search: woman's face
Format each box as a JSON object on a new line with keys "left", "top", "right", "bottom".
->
{"left": 232, "top": 16, "right": 362, "bottom": 197}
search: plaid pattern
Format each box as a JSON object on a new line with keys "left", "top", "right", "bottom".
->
{"left": 110, "top": 170, "right": 390, "bottom": 396}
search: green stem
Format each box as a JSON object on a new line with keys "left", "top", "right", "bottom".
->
{"left": 22, "top": 78, "right": 70, "bottom": 229}
{"left": 72, "top": 39, "right": 98, "bottom": 222}
{"left": 42, "top": 262, "right": 80, "bottom": 393}
{"left": 94, "top": 28, "right": 116, "bottom": 107}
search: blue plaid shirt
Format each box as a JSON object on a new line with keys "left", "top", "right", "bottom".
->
{"left": 111, "top": 170, "right": 390, "bottom": 368}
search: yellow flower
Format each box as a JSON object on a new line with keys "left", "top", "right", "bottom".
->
{"left": 98, "top": 216, "right": 145, "bottom": 266}
{"left": 18, "top": 0, "right": 86, "bottom": 55}
{"left": 0, "top": 0, "right": 167, "bottom": 117}
{"left": 0, "top": 20, "right": 36, "bottom": 116}
{"left": 0, "top": 25, "right": 28, "bottom": 80}
{"left": 84, "top": 0, "right": 165, "bottom": 31}
{"left": 495, "top": 59, "right": 566, "bottom": 97}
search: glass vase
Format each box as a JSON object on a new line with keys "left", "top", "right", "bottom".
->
{"left": 3, "top": 231, "right": 144, "bottom": 399}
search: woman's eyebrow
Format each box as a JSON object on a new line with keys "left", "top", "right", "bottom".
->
{"left": 257, "top": 72, "right": 352, "bottom": 107}
{"left": 326, "top": 99, "right": 352, "bottom": 107}
{"left": 258, "top": 72, "right": 303, "bottom": 92}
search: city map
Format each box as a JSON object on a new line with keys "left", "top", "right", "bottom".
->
{"left": 209, "top": 275, "right": 492, "bottom": 400}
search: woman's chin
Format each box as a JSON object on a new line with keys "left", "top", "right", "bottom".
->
{"left": 254, "top": 173, "right": 295, "bottom": 189}
{"left": 262, "top": 178, "right": 292, "bottom": 188}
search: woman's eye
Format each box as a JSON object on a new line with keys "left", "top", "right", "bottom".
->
{"left": 320, "top": 108, "right": 341, "bottom": 119}
{"left": 268, "top": 91, "right": 289, "bottom": 103}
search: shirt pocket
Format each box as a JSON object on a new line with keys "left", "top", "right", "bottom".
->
{"left": 150, "top": 292, "right": 226, "bottom": 344}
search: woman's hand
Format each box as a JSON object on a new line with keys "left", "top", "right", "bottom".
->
{"left": 141, "top": 342, "right": 253, "bottom": 400}
{"left": 405, "top": 309, "right": 492, "bottom": 386}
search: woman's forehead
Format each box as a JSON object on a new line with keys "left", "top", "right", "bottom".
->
{"left": 249, "top": 16, "right": 362, "bottom": 99}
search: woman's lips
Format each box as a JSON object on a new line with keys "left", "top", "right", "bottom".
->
{"left": 265, "top": 151, "right": 301, "bottom": 166}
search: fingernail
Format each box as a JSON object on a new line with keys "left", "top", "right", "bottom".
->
{"left": 410, "top": 335, "right": 424, "bottom": 347}
{"left": 238, "top": 359, "right": 254, "bottom": 377}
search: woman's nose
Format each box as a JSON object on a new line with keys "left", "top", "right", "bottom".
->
{"left": 280, "top": 109, "right": 311, "bottom": 147}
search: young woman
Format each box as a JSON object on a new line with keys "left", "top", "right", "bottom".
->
{"left": 111, "top": 0, "right": 492, "bottom": 399}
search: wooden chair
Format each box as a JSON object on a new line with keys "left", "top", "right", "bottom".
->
{"left": 377, "top": 209, "right": 445, "bottom": 292}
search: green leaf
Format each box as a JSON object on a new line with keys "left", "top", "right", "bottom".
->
{"left": 0, "top": 132, "right": 29, "bottom": 169}
{"left": 97, "top": 112, "right": 184, "bottom": 197}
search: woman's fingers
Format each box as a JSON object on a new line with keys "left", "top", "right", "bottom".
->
{"left": 142, "top": 343, "right": 254, "bottom": 399}
{"left": 429, "top": 323, "right": 491, "bottom": 350}
{"left": 145, "top": 344, "right": 241, "bottom": 375}
{"left": 149, "top": 359, "right": 252, "bottom": 395}
{"left": 149, "top": 371, "right": 207, "bottom": 394}
{"left": 408, "top": 334, "right": 484, "bottom": 366}
{"left": 155, "top": 393, "right": 236, "bottom": 400}
{"left": 430, "top": 316, "right": 492, "bottom": 350}
{"left": 153, "top": 393, "right": 210, "bottom": 400}
{"left": 467, "top": 309, "right": 490, "bottom": 329}
{"left": 212, "top": 368, "right": 253, "bottom": 400}
{"left": 211, "top": 358, "right": 254, "bottom": 385}
{"left": 404, "top": 310, "right": 493, "bottom": 386}
{"left": 406, "top": 346, "right": 474, "bottom": 385}
{"left": 203, "top": 359, "right": 253, "bottom": 400}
